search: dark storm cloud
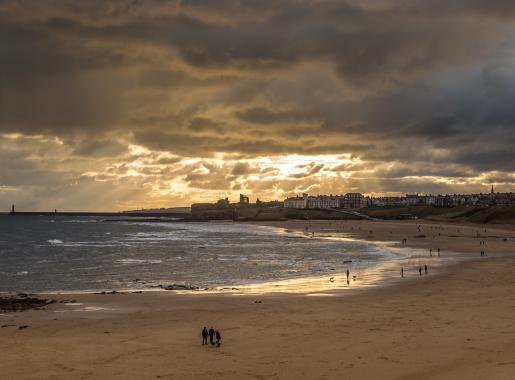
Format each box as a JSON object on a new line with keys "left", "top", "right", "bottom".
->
{"left": 232, "top": 162, "right": 260, "bottom": 176}
{"left": 71, "top": 139, "right": 128, "bottom": 157}
{"left": 1, "top": 0, "right": 515, "bottom": 208}
{"left": 188, "top": 117, "right": 226, "bottom": 133}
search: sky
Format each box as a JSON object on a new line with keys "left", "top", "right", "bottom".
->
{"left": 1, "top": 0, "right": 515, "bottom": 211}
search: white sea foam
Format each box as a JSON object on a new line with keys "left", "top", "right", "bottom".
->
{"left": 47, "top": 239, "right": 63, "bottom": 244}
{"left": 63, "top": 219, "right": 97, "bottom": 223}
{"left": 117, "top": 259, "right": 162, "bottom": 265}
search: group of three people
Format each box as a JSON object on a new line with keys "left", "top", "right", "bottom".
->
{"left": 202, "top": 326, "right": 222, "bottom": 347}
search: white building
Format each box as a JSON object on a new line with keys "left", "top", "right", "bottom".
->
{"left": 307, "top": 195, "right": 342, "bottom": 209}
{"left": 284, "top": 193, "right": 309, "bottom": 209}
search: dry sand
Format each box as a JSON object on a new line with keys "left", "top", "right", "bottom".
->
{"left": 2, "top": 220, "right": 515, "bottom": 379}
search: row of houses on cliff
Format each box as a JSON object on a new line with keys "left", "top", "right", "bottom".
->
{"left": 283, "top": 193, "right": 367, "bottom": 209}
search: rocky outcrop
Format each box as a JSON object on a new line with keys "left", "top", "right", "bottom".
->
{"left": 0, "top": 294, "right": 56, "bottom": 312}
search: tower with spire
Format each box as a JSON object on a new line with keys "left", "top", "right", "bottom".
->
{"left": 491, "top": 184, "right": 495, "bottom": 194}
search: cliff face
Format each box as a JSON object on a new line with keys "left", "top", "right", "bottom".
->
{"left": 188, "top": 207, "right": 362, "bottom": 221}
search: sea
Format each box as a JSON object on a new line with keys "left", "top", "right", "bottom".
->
{"left": 0, "top": 215, "right": 441, "bottom": 294}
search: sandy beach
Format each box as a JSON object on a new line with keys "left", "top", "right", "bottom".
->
{"left": 2, "top": 220, "right": 515, "bottom": 379}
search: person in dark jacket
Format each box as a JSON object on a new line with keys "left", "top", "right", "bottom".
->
{"left": 215, "top": 330, "right": 222, "bottom": 347}
{"left": 201, "top": 327, "right": 208, "bottom": 345}
{"left": 208, "top": 327, "right": 215, "bottom": 345}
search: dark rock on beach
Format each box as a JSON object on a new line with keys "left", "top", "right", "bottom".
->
{"left": 163, "top": 284, "right": 199, "bottom": 291}
{"left": 94, "top": 291, "right": 123, "bottom": 295}
{"left": 147, "top": 284, "right": 199, "bottom": 290}
{"left": 59, "top": 299, "right": 77, "bottom": 304}
{"left": 0, "top": 296, "right": 56, "bottom": 313}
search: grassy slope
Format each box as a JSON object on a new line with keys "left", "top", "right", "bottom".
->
{"left": 361, "top": 206, "right": 515, "bottom": 225}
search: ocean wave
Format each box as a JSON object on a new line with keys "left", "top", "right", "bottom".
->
{"left": 116, "top": 259, "right": 162, "bottom": 265}
{"left": 63, "top": 219, "right": 98, "bottom": 223}
{"left": 48, "top": 239, "right": 63, "bottom": 244}
{"left": 64, "top": 243, "right": 122, "bottom": 247}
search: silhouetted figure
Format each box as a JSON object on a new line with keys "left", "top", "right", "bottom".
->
{"left": 209, "top": 327, "right": 215, "bottom": 345}
{"left": 437, "top": 248, "right": 440, "bottom": 257}
{"left": 215, "top": 330, "right": 222, "bottom": 347}
{"left": 429, "top": 248, "right": 432, "bottom": 257}
{"left": 202, "top": 327, "right": 208, "bottom": 345}
{"left": 419, "top": 267, "right": 422, "bottom": 276}
{"left": 424, "top": 265, "right": 428, "bottom": 274}
{"left": 401, "top": 267, "right": 404, "bottom": 277}
{"left": 346, "top": 269, "right": 350, "bottom": 282}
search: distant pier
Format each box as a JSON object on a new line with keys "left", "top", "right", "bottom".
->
{"left": 7, "top": 210, "right": 188, "bottom": 218}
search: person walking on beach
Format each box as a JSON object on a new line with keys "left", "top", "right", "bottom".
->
{"left": 215, "top": 330, "right": 222, "bottom": 347}
{"left": 209, "top": 327, "right": 215, "bottom": 345}
{"left": 202, "top": 327, "right": 208, "bottom": 345}
{"left": 429, "top": 248, "right": 432, "bottom": 257}
{"left": 437, "top": 248, "right": 440, "bottom": 257}
{"left": 424, "top": 264, "right": 428, "bottom": 274}
{"left": 401, "top": 267, "right": 404, "bottom": 277}
{"left": 346, "top": 269, "right": 350, "bottom": 284}
{"left": 419, "top": 267, "right": 422, "bottom": 276}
